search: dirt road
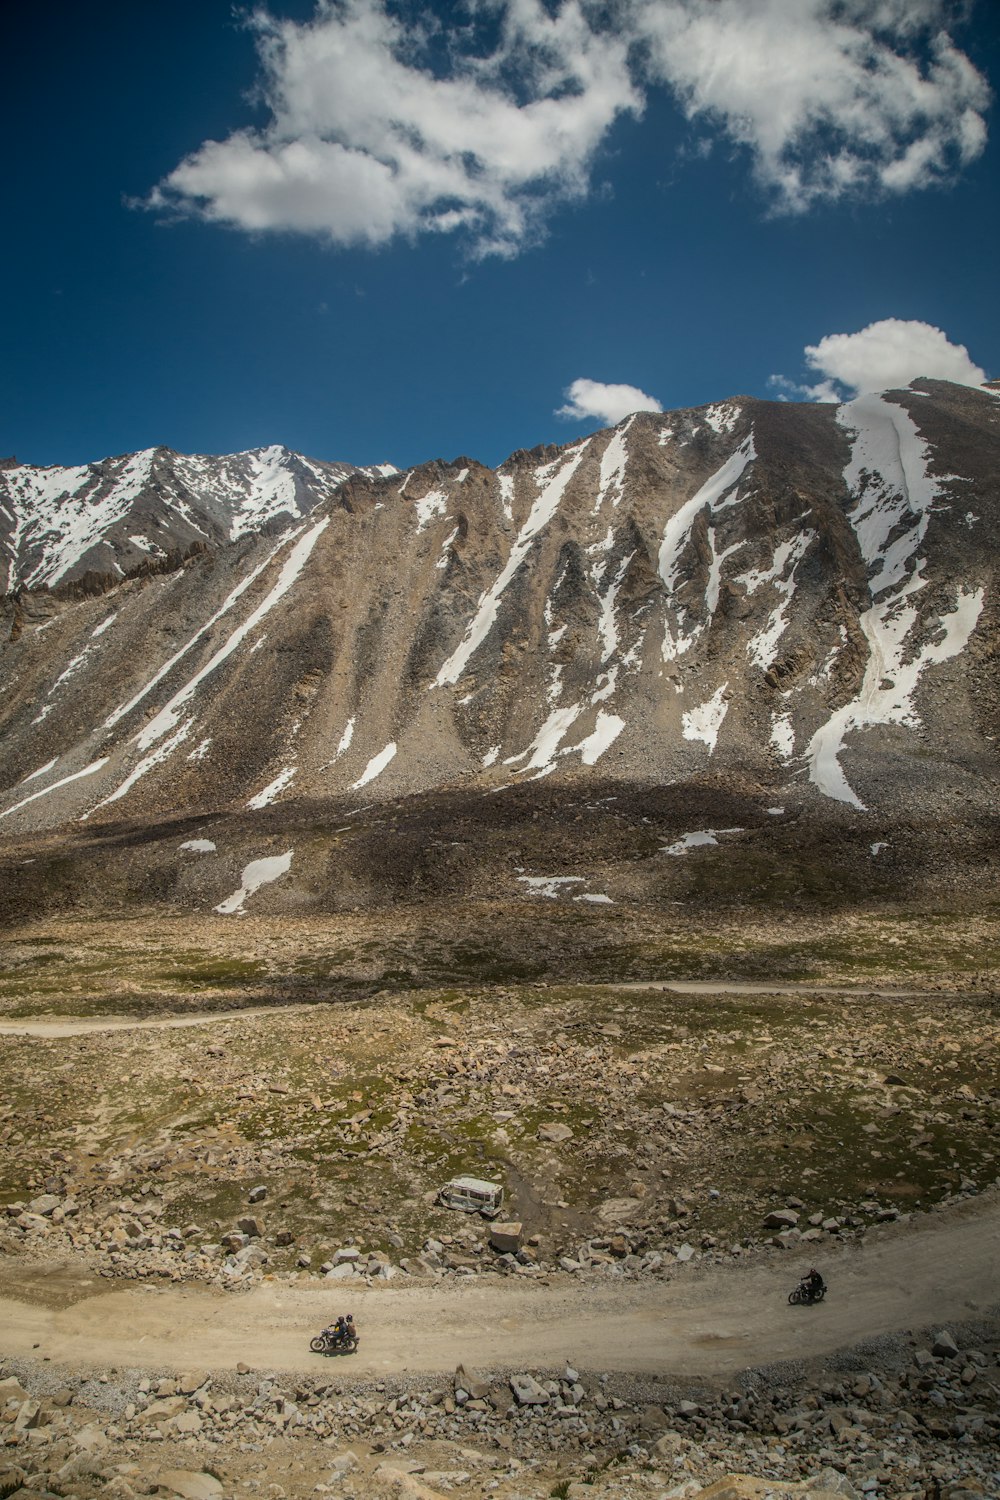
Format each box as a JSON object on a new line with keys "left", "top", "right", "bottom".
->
{"left": 0, "top": 1004, "right": 319, "bottom": 1039}
{"left": 2, "top": 1195, "right": 997, "bottom": 1381}
{"left": 0, "top": 983, "right": 941, "bottom": 1039}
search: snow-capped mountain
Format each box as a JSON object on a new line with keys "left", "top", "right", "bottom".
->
{"left": 0, "top": 380, "right": 997, "bottom": 920}
{"left": 0, "top": 444, "right": 396, "bottom": 593}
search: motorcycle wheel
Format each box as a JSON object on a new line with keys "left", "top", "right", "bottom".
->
{"left": 788, "top": 1288, "right": 802, "bottom": 1305}
{"left": 343, "top": 1336, "right": 358, "bottom": 1352}
{"left": 309, "top": 1336, "right": 327, "bottom": 1353}
{"left": 814, "top": 1286, "right": 826, "bottom": 1301}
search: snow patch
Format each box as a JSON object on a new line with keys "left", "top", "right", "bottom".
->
{"left": 180, "top": 839, "right": 216, "bottom": 853}
{"left": 248, "top": 766, "right": 297, "bottom": 809}
{"left": 215, "top": 852, "right": 293, "bottom": 915}
{"left": 770, "top": 713, "right": 794, "bottom": 761}
{"left": 703, "top": 402, "right": 739, "bottom": 434}
{"left": 682, "top": 685, "right": 729, "bottom": 754}
{"left": 88, "top": 720, "right": 193, "bottom": 813}
{"left": 577, "top": 711, "right": 626, "bottom": 765}
{"left": 517, "top": 875, "right": 585, "bottom": 898}
{"left": 663, "top": 828, "right": 743, "bottom": 856}
{"left": 807, "top": 394, "right": 983, "bottom": 808}
{"left": 352, "top": 742, "right": 397, "bottom": 789}
{"left": 414, "top": 488, "right": 448, "bottom": 533}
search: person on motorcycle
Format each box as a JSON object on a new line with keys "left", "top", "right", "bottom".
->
{"left": 804, "top": 1267, "right": 825, "bottom": 1298}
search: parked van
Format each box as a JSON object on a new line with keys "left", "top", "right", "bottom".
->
{"left": 437, "top": 1175, "right": 504, "bottom": 1218}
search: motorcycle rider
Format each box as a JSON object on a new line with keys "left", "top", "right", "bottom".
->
{"left": 803, "top": 1267, "right": 825, "bottom": 1299}
{"left": 329, "top": 1313, "right": 357, "bottom": 1344}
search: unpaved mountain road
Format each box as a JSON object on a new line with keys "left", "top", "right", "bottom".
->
{"left": 2, "top": 1195, "right": 997, "bottom": 1381}
{"left": 0, "top": 982, "right": 945, "bottom": 1039}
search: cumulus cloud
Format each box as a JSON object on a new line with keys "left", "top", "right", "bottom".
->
{"left": 635, "top": 0, "right": 991, "bottom": 211}
{"left": 773, "top": 318, "right": 987, "bottom": 401}
{"left": 556, "top": 378, "right": 663, "bottom": 425}
{"left": 148, "top": 0, "right": 990, "bottom": 254}
{"left": 148, "top": 0, "right": 640, "bottom": 257}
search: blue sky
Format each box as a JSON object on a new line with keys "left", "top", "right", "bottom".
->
{"left": 3, "top": 0, "right": 998, "bottom": 471}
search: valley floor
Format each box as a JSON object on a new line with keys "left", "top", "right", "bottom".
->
{"left": 0, "top": 906, "right": 997, "bottom": 1499}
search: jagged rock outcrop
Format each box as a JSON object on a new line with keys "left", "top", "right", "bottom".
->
{"left": 0, "top": 443, "right": 395, "bottom": 593}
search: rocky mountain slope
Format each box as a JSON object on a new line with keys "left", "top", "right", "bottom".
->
{"left": 0, "top": 380, "right": 997, "bottom": 919}
{"left": 0, "top": 444, "right": 396, "bottom": 594}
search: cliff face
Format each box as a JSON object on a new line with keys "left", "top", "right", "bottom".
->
{"left": 0, "top": 381, "right": 997, "bottom": 920}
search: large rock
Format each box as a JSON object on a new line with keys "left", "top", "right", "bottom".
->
{"left": 454, "top": 1364, "right": 491, "bottom": 1401}
{"left": 488, "top": 1221, "right": 523, "bottom": 1254}
{"left": 27, "top": 1193, "right": 60, "bottom": 1217}
{"left": 763, "top": 1209, "right": 800, "bottom": 1229}
{"left": 153, "top": 1471, "right": 224, "bottom": 1500}
{"left": 509, "top": 1372, "right": 550, "bottom": 1405}
{"left": 538, "top": 1122, "right": 574, "bottom": 1143}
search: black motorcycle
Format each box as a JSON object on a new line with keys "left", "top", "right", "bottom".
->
{"left": 310, "top": 1324, "right": 359, "bottom": 1354}
{"left": 788, "top": 1278, "right": 826, "bottom": 1305}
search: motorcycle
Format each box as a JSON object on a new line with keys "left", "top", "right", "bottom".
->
{"left": 310, "top": 1324, "right": 360, "bottom": 1354}
{"left": 788, "top": 1279, "right": 826, "bottom": 1305}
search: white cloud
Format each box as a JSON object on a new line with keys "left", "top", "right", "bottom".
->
{"left": 556, "top": 378, "right": 663, "bottom": 426}
{"left": 149, "top": 0, "right": 640, "bottom": 257}
{"left": 634, "top": 0, "right": 990, "bottom": 211}
{"left": 772, "top": 318, "right": 987, "bottom": 401}
{"left": 148, "top": 1, "right": 990, "bottom": 254}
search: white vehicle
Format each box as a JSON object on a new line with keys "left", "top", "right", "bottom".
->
{"left": 437, "top": 1175, "right": 504, "bottom": 1219}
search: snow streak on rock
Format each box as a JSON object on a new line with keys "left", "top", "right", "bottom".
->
{"left": 87, "top": 721, "right": 194, "bottom": 816}
{"left": 659, "top": 434, "right": 755, "bottom": 662}
{"left": 135, "top": 519, "right": 329, "bottom": 753}
{"left": 0, "top": 758, "right": 110, "bottom": 822}
{"left": 739, "top": 532, "right": 814, "bottom": 671}
{"left": 248, "top": 766, "right": 297, "bottom": 808}
{"left": 594, "top": 417, "right": 633, "bottom": 514}
{"left": 433, "top": 442, "right": 590, "bottom": 687}
{"left": 352, "top": 742, "right": 397, "bottom": 789}
{"left": 807, "top": 395, "right": 984, "bottom": 808}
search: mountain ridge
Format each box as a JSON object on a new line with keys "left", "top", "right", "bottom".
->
{"left": 0, "top": 442, "right": 397, "bottom": 595}
{"left": 0, "top": 379, "right": 997, "bottom": 923}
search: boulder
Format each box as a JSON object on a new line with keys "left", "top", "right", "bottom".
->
{"left": 27, "top": 1193, "right": 60, "bottom": 1217}
{"left": 763, "top": 1209, "right": 800, "bottom": 1230}
{"left": 488, "top": 1221, "right": 523, "bottom": 1254}
{"left": 153, "top": 1471, "right": 224, "bottom": 1500}
{"left": 236, "top": 1216, "right": 264, "bottom": 1238}
{"left": 538, "top": 1122, "right": 574, "bottom": 1143}
{"left": 454, "top": 1365, "right": 491, "bottom": 1401}
{"left": 932, "top": 1328, "right": 960, "bottom": 1357}
{"left": 248, "top": 1185, "right": 267, "bottom": 1203}
{"left": 509, "top": 1372, "right": 549, "bottom": 1405}
{"left": 177, "top": 1371, "right": 210, "bottom": 1396}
